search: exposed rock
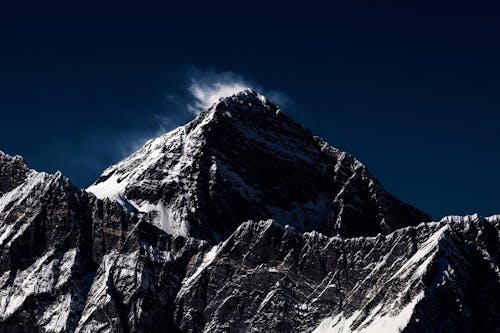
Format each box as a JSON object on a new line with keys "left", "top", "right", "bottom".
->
{"left": 87, "top": 90, "right": 430, "bottom": 240}
{"left": 175, "top": 217, "right": 500, "bottom": 332}
{"left": 0, "top": 91, "right": 498, "bottom": 332}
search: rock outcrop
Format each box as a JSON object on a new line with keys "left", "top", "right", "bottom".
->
{"left": 0, "top": 91, "right": 498, "bottom": 332}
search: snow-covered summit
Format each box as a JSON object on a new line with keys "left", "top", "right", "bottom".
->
{"left": 87, "top": 91, "right": 429, "bottom": 240}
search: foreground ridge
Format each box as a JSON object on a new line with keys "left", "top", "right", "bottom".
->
{"left": 0, "top": 91, "right": 498, "bottom": 332}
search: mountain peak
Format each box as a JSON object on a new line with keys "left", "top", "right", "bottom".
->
{"left": 202, "top": 89, "right": 277, "bottom": 122}
{"left": 87, "top": 94, "right": 429, "bottom": 241}
{"left": 5, "top": 94, "right": 500, "bottom": 332}
{"left": 0, "top": 150, "right": 31, "bottom": 196}
{"left": 215, "top": 88, "right": 266, "bottom": 104}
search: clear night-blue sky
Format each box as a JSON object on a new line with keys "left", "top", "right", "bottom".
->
{"left": 1, "top": 0, "right": 499, "bottom": 219}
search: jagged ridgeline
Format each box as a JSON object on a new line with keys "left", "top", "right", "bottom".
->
{"left": 0, "top": 90, "right": 499, "bottom": 332}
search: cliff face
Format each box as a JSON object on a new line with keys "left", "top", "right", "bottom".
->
{"left": 175, "top": 216, "right": 500, "bottom": 332}
{"left": 87, "top": 90, "right": 429, "bottom": 241}
{"left": 0, "top": 91, "right": 498, "bottom": 332}
{"left": 0, "top": 151, "right": 206, "bottom": 332}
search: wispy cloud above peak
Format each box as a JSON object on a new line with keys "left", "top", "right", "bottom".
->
{"left": 183, "top": 69, "right": 290, "bottom": 115}
{"left": 188, "top": 82, "right": 250, "bottom": 113}
{"left": 186, "top": 70, "right": 252, "bottom": 114}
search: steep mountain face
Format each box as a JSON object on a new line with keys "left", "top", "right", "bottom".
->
{"left": 0, "top": 152, "right": 206, "bottom": 333}
{"left": 175, "top": 215, "right": 500, "bottom": 332}
{"left": 0, "top": 91, "right": 499, "bottom": 332}
{"left": 87, "top": 90, "right": 429, "bottom": 241}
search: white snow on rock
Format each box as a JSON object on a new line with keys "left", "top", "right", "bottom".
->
{"left": 440, "top": 214, "right": 479, "bottom": 224}
{"left": 85, "top": 90, "right": 334, "bottom": 238}
{"left": 182, "top": 244, "right": 219, "bottom": 288}
{"left": 313, "top": 225, "right": 449, "bottom": 333}
{"left": 85, "top": 107, "right": 211, "bottom": 237}
{"left": 39, "top": 293, "right": 73, "bottom": 333}
{"left": 0, "top": 250, "right": 55, "bottom": 319}
{"left": 313, "top": 291, "right": 423, "bottom": 333}
{"left": 56, "top": 249, "right": 77, "bottom": 288}
{"left": 0, "top": 247, "right": 79, "bottom": 331}
{"left": 76, "top": 250, "right": 128, "bottom": 333}
{"left": 0, "top": 170, "right": 52, "bottom": 218}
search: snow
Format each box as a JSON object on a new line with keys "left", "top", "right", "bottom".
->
{"left": 0, "top": 170, "right": 62, "bottom": 248}
{"left": 85, "top": 112, "right": 204, "bottom": 237}
{"left": 85, "top": 174, "right": 129, "bottom": 207}
{"left": 56, "top": 249, "right": 77, "bottom": 288}
{"left": 182, "top": 245, "right": 219, "bottom": 288}
{"left": 133, "top": 200, "right": 189, "bottom": 237}
{"left": 313, "top": 225, "right": 449, "bottom": 333}
{"left": 0, "top": 170, "right": 51, "bottom": 217}
{"left": 257, "top": 288, "right": 278, "bottom": 312}
{"left": 76, "top": 250, "right": 143, "bottom": 331}
{"left": 40, "top": 293, "right": 72, "bottom": 332}
{"left": 440, "top": 214, "right": 479, "bottom": 224}
{"left": 85, "top": 127, "right": 181, "bottom": 205}
{"left": 389, "top": 225, "right": 448, "bottom": 281}
{"left": 83, "top": 89, "right": 331, "bottom": 240}
{"left": 141, "top": 243, "right": 175, "bottom": 263}
{"left": 313, "top": 292, "right": 424, "bottom": 333}
{"left": 76, "top": 251, "right": 116, "bottom": 328}
{"left": 0, "top": 250, "right": 55, "bottom": 319}
{"left": 257, "top": 92, "right": 268, "bottom": 104}
{"left": 486, "top": 214, "right": 500, "bottom": 223}
{"left": 0, "top": 248, "right": 76, "bottom": 327}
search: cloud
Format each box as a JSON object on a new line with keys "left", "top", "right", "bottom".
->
{"left": 185, "top": 70, "right": 250, "bottom": 114}
{"left": 183, "top": 69, "right": 290, "bottom": 114}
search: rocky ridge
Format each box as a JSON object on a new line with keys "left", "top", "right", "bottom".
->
{"left": 0, "top": 91, "right": 499, "bottom": 332}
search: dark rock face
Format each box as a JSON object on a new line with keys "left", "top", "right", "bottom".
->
{"left": 0, "top": 91, "right": 499, "bottom": 332}
{"left": 0, "top": 153, "right": 206, "bottom": 333}
{"left": 174, "top": 217, "right": 500, "bottom": 332}
{"left": 0, "top": 152, "right": 29, "bottom": 196}
{"left": 87, "top": 90, "right": 430, "bottom": 241}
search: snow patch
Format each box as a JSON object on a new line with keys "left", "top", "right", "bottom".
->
{"left": 389, "top": 225, "right": 448, "bottom": 281}
{"left": 0, "top": 250, "right": 55, "bottom": 319}
{"left": 313, "top": 292, "right": 423, "bottom": 333}
{"left": 182, "top": 245, "right": 219, "bottom": 288}
{"left": 56, "top": 249, "right": 77, "bottom": 288}
{"left": 40, "top": 293, "right": 72, "bottom": 333}
{"left": 0, "top": 170, "right": 52, "bottom": 218}
{"left": 86, "top": 174, "right": 130, "bottom": 207}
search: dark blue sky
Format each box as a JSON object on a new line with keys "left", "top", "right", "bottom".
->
{"left": 1, "top": 0, "right": 499, "bottom": 219}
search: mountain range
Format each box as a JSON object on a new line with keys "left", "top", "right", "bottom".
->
{"left": 0, "top": 90, "right": 499, "bottom": 332}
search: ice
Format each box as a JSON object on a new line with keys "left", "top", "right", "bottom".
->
{"left": 133, "top": 200, "right": 189, "bottom": 237}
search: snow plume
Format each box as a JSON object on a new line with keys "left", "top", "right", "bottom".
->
{"left": 186, "top": 70, "right": 251, "bottom": 114}
{"left": 81, "top": 68, "right": 289, "bottom": 187}
{"left": 184, "top": 69, "right": 291, "bottom": 114}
